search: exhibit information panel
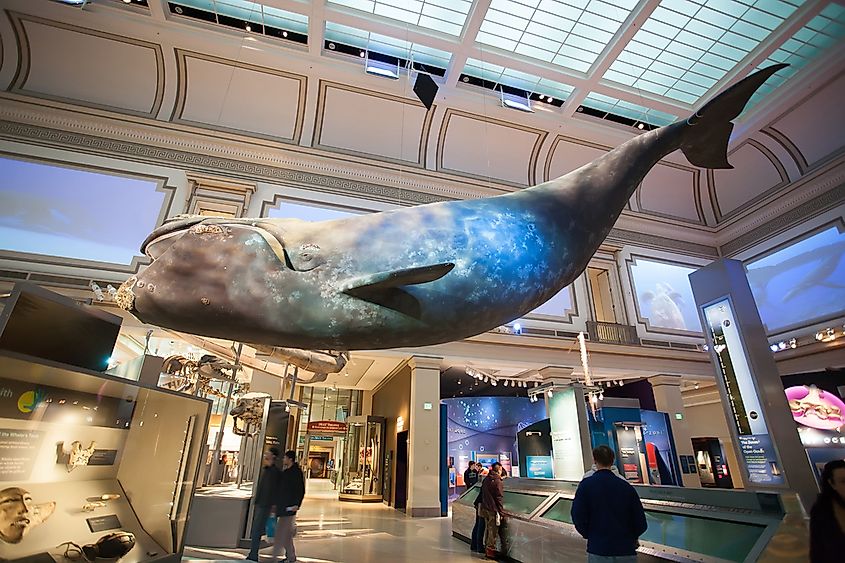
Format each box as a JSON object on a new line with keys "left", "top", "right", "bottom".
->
{"left": 0, "top": 352, "right": 210, "bottom": 563}
{"left": 703, "top": 300, "right": 785, "bottom": 486}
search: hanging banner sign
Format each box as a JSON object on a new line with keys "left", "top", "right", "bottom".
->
{"left": 308, "top": 420, "right": 348, "bottom": 434}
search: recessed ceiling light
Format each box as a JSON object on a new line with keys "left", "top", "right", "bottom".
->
{"left": 282, "top": 31, "right": 288, "bottom": 37}
{"left": 547, "top": 97, "right": 553, "bottom": 103}
{"left": 462, "top": 76, "right": 470, "bottom": 82}
{"left": 123, "top": 0, "right": 132, "bottom": 3}
{"left": 539, "top": 95, "right": 545, "bottom": 100}
{"left": 245, "top": 24, "right": 251, "bottom": 32}
{"left": 359, "top": 50, "right": 366, "bottom": 58}
{"left": 636, "top": 122, "right": 645, "bottom": 130}
{"left": 328, "top": 42, "right": 336, "bottom": 50}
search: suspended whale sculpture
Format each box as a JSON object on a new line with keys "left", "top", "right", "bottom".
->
{"left": 117, "top": 65, "right": 786, "bottom": 351}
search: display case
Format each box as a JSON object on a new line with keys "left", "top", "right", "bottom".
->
{"left": 453, "top": 477, "right": 805, "bottom": 563}
{"left": 0, "top": 351, "right": 210, "bottom": 563}
{"left": 339, "top": 415, "right": 385, "bottom": 502}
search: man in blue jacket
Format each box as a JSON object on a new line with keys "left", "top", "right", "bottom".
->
{"left": 571, "top": 445, "right": 648, "bottom": 563}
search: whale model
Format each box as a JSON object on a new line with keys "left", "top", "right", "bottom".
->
{"left": 117, "top": 65, "right": 786, "bottom": 351}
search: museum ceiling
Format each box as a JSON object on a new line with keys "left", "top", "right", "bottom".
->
{"left": 0, "top": 0, "right": 843, "bottom": 242}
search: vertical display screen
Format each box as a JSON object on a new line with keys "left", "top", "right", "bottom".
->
{"left": 703, "top": 299, "right": 785, "bottom": 486}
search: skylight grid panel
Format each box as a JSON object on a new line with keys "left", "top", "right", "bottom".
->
{"left": 720, "top": 30, "right": 760, "bottom": 51}
{"left": 651, "top": 6, "right": 691, "bottom": 29}
{"left": 564, "top": 33, "right": 608, "bottom": 56}
{"left": 690, "top": 61, "right": 724, "bottom": 80}
{"left": 603, "top": 68, "right": 639, "bottom": 85}
{"left": 538, "top": 0, "right": 585, "bottom": 23}
{"left": 421, "top": 3, "right": 466, "bottom": 23}
{"left": 636, "top": 79, "right": 670, "bottom": 96}
{"left": 427, "top": 0, "right": 472, "bottom": 12}
{"left": 649, "top": 59, "right": 684, "bottom": 80}
{"left": 756, "top": 0, "right": 799, "bottom": 19}
{"left": 177, "top": 0, "right": 216, "bottom": 11}
{"left": 673, "top": 79, "right": 708, "bottom": 96}
{"left": 536, "top": 78, "right": 574, "bottom": 97}
{"left": 418, "top": 16, "right": 463, "bottom": 34}
{"left": 374, "top": 4, "right": 421, "bottom": 25}
{"left": 484, "top": 9, "right": 530, "bottom": 31}
{"left": 585, "top": 0, "right": 628, "bottom": 22}
{"left": 617, "top": 50, "right": 653, "bottom": 68}
{"left": 612, "top": 60, "right": 646, "bottom": 79}
{"left": 659, "top": 51, "right": 696, "bottom": 72}
{"left": 731, "top": 19, "right": 769, "bottom": 41}
{"left": 700, "top": 51, "right": 736, "bottom": 70}
{"left": 685, "top": 19, "right": 725, "bottom": 41}
{"left": 491, "top": 0, "right": 537, "bottom": 20}
{"left": 579, "top": 10, "right": 622, "bottom": 34}
{"left": 675, "top": 29, "right": 716, "bottom": 51}
{"left": 553, "top": 55, "right": 591, "bottom": 72}
{"left": 636, "top": 29, "right": 673, "bottom": 50}
{"left": 707, "top": 0, "right": 751, "bottom": 18}
{"left": 694, "top": 6, "right": 736, "bottom": 29}
{"left": 476, "top": 32, "right": 518, "bottom": 50}
{"left": 794, "top": 42, "right": 820, "bottom": 59}
{"left": 521, "top": 32, "right": 565, "bottom": 53}
{"left": 640, "top": 70, "right": 677, "bottom": 88}
{"left": 263, "top": 6, "right": 309, "bottom": 24}
{"left": 378, "top": 0, "right": 424, "bottom": 12}
{"left": 642, "top": 18, "right": 682, "bottom": 40}
{"left": 479, "top": 20, "right": 526, "bottom": 42}
{"left": 465, "top": 58, "right": 505, "bottom": 73}
{"left": 331, "top": 0, "right": 376, "bottom": 12}
{"left": 661, "top": 0, "right": 703, "bottom": 19}
{"left": 526, "top": 21, "right": 572, "bottom": 42}
{"left": 744, "top": 7, "right": 782, "bottom": 30}
{"left": 708, "top": 41, "right": 745, "bottom": 61}
{"left": 516, "top": 44, "right": 557, "bottom": 62}
{"left": 533, "top": 10, "right": 580, "bottom": 33}
{"left": 662, "top": 39, "right": 705, "bottom": 61}
{"left": 571, "top": 22, "right": 614, "bottom": 46}
{"left": 664, "top": 89, "right": 698, "bottom": 104}
{"left": 557, "top": 42, "right": 599, "bottom": 64}
{"left": 623, "top": 40, "right": 662, "bottom": 60}
{"left": 679, "top": 71, "right": 716, "bottom": 89}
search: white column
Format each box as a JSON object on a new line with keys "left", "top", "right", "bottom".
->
{"left": 539, "top": 366, "right": 592, "bottom": 480}
{"left": 649, "top": 375, "right": 702, "bottom": 488}
{"left": 407, "top": 355, "right": 442, "bottom": 517}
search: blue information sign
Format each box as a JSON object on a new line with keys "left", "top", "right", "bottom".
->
{"left": 526, "top": 455, "right": 554, "bottom": 479}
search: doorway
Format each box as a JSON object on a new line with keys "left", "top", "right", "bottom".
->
{"left": 308, "top": 451, "right": 330, "bottom": 478}
{"left": 394, "top": 430, "right": 409, "bottom": 510}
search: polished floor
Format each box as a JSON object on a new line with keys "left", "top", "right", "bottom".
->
{"left": 184, "top": 479, "right": 482, "bottom": 563}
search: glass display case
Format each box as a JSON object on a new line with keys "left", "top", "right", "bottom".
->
{"left": 0, "top": 351, "right": 210, "bottom": 563}
{"left": 339, "top": 415, "right": 385, "bottom": 502}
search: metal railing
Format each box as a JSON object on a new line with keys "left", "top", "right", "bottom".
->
{"left": 586, "top": 320, "right": 640, "bottom": 346}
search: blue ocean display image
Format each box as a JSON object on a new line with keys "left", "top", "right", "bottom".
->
{"left": 630, "top": 258, "right": 701, "bottom": 332}
{"left": 0, "top": 157, "right": 164, "bottom": 264}
{"left": 746, "top": 226, "right": 845, "bottom": 333}
{"left": 445, "top": 397, "right": 546, "bottom": 472}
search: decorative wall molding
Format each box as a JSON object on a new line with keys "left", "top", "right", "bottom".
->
{"left": 7, "top": 11, "right": 165, "bottom": 119}
{"left": 171, "top": 49, "right": 308, "bottom": 144}
{"left": 607, "top": 228, "right": 719, "bottom": 258}
{"left": 185, "top": 173, "right": 256, "bottom": 218}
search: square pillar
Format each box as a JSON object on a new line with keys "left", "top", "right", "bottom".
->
{"left": 539, "top": 366, "right": 592, "bottom": 480}
{"left": 407, "top": 355, "right": 442, "bottom": 517}
{"left": 649, "top": 375, "right": 701, "bottom": 488}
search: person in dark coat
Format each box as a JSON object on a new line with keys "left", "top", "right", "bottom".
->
{"left": 464, "top": 461, "right": 480, "bottom": 490}
{"left": 247, "top": 447, "right": 281, "bottom": 561}
{"left": 479, "top": 462, "right": 506, "bottom": 559}
{"left": 272, "top": 450, "right": 306, "bottom": 563}
{"left": 810, "top": 459, "right": 845, "bottom": 563}
{"left": 571, "top": 445, "right": 647, "bottom": 563}
{"left": 469, "top": 464, "right": 486, "bottom": 554}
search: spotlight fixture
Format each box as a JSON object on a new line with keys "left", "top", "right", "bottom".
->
{"left": 512, "top": 322, "right": 523, "bottom": 335}
{"left": 328, "top": 42, "right": 336, "bottom": 50}
{"left": 547, "top": 390, "right": 553, "bottom": 398}
{"left": 534, "top": 382, "right": 539, "bottom": 387}
{"left": 694, "top": 382, "right": 699, "bottom": 390}
{"left": 636, "top": 122, "right": 645, "bottom": 130}
{"left": 245, "top": 23, "right": 251, "bottom": 32}
{"left": 90, "top": 281, "right": 105, "bottom": 302}
{"left": 789, "top": 338, "right": 797, "bottom": 349}
{"left": 282, "top": 31, "right": 288, "bottom": 37}
{"left": 123, "top": 0, "right": 132, "bottom": 3}
{"left": 501, "top": 92, "right": 533, "bottom": 113}
{"left": 359, "top": 50, "right": 366, "bottom": 58}
{"left": 547, "top": 97, "right": 553, "bottom": 103}
{"left": 769, "top": 344, "right": 779, "bottom": 353}
{"left": 539, "top": 95, "right": 546, "bottom": 100}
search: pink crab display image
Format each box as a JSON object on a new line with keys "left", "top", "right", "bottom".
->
{"left": 786, "top": 385, "right": 845, "bottom": 431}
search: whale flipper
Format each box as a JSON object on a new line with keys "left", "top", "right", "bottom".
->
{"left": 341, "top": 262, "right": 455, "bottom": 293}
{"left": 680, "top": 63, "right": 787, "bottom": 169}
{"left": 341, "top": 262, "right": 454, "bottom": 319}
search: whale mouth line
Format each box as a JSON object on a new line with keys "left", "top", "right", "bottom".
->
{"left": 141, "top": 216, "right": 207, "bottom": 256}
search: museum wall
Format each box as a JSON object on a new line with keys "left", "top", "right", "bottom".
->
{"left": 682, "top": 391, "right": 747, "bottom": 490}
{"left": 371, "top": 363, "right": 411, "bottom": 507}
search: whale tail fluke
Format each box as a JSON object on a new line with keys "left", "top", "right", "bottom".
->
{"left": 679, "top": 64, "right": 787, "bottom": 169}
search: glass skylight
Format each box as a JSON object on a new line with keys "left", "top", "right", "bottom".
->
{"left": 605, "top": 0, "right": 803, "bottom": 105}
{"left": 325, "top": 21, "right": 453, "bottom": 68}
{"left": 173, "top": 0, "right": 309, "bottom": 34}
{"left": 463, "top": 58, "right": 574, "bottom": 100}
{"left": 328, "top": 0, "right": 471, "bottom": 36}
{"left": 746, "top": 3, "right": 845, "bottom": 109}
{"left": 581, "top": 92, "right": 677, "bottom": 126}
{"left": 476, "top": 0, "right": 639, "bottom": 74}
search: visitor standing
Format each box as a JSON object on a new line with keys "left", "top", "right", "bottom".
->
{"left": 469, "top": 463, "right": 486, "bottom": 554}
{"left": 464, "top": 461, "right": 480, "bottom": 490}
{"left": 810, "top": 459, "right": 845, "bottom": 562}
{"left": 273, "top": 450, "right": 306, "bottom": 563}
{"left": 479, "top": 462, "right": 506, "bottom": 560}
{"left": 571, "top": 445, "right": 647, "bottom": 563}
{"left": 247, "top": 447, "right": 281, "bottom": 561}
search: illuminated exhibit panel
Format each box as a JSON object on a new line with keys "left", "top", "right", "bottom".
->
{"left": 0, "top": 156, "right": 165, "bottom": 265}
{"left": 745, "top": 224, "right": 845, "bottom": 334}
{"left": 630, "top": 257, "right": 701, "bottom": 332}
{"left": 0, "top": 352, "right": 210, "bottom": 563}
{"left": 452, "top": 478, "right": 788, "bottom": 563}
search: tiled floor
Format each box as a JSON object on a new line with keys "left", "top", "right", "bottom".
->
{"left": 184, "top": 479, "right": 481, "bottom": 563}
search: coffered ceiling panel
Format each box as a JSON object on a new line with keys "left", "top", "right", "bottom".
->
{"left": 770, "top": 71, "right": 845, "bottom": 169}
{"left": 9, "top": 14, "right": 163, "bottom": 117}
{"left": 544, "top": 136, "right": 608, "bottom": 182}
{"left": 712, "top": 142, "right": 786, "bottom": 219}
{"left": 173, "top": 50, "right": 307, "bottom": 142}
{"left": 638, "top": 162, "right": 702, "bottom": 223}
{"left": 438, "top": 109, "right": 546, "bottom": 186}
{"left": 314, "top": 82, "right": 432, "bottom": 165}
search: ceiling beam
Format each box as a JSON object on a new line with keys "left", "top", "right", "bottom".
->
{"left": 148, "top": 0, "right": 168, "bottom": 22}
{"left": 561, "top": 0, "right": 661, "bottom": 119}
{"left": 443, "top": 0, "right": 492, "bottom": 90}
{"left": 308, "top": 0, "right": 326, "bottom": 57}
{"left": 701, "top": 0, "right": 829, "bottom": 103}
